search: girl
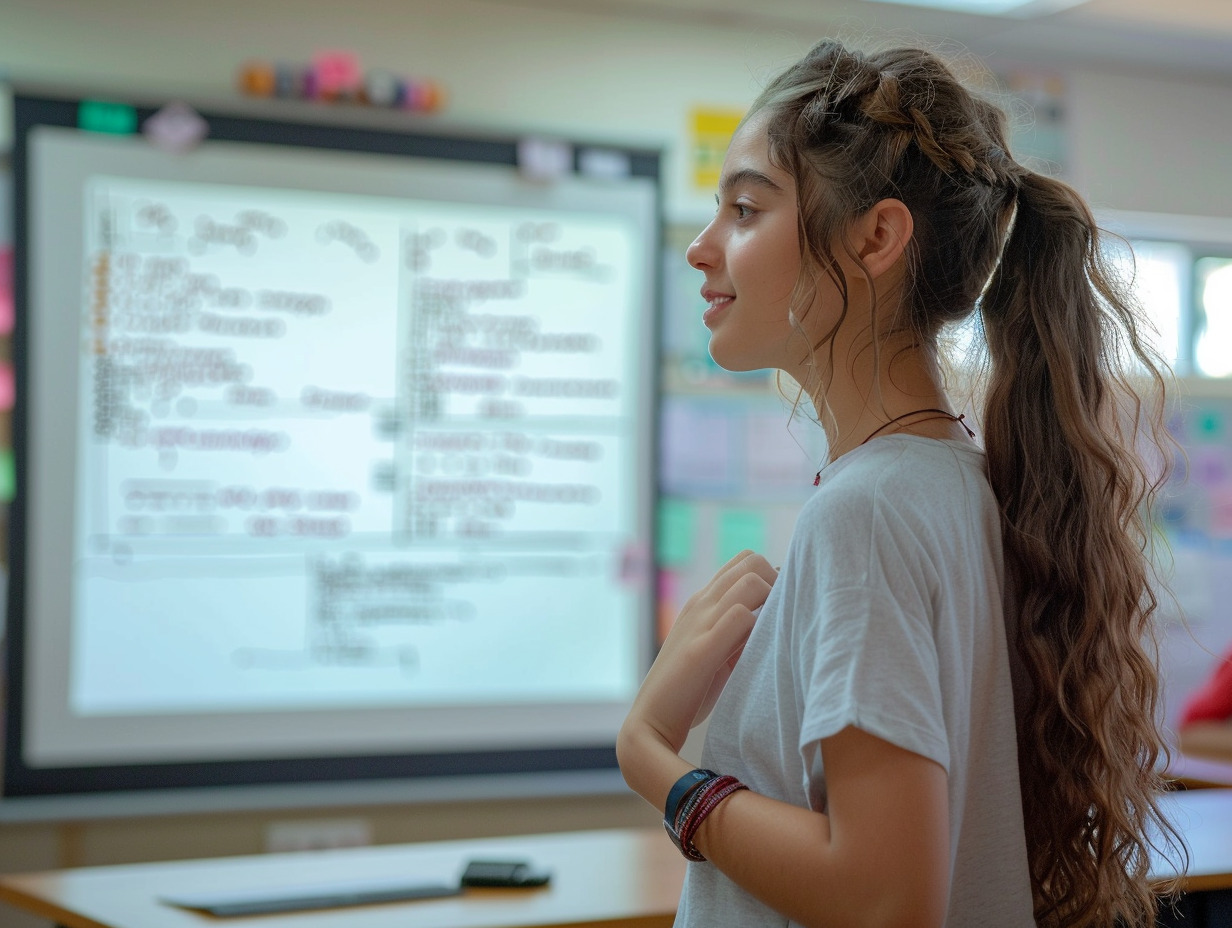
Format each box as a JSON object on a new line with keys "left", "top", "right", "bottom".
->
{"left": 617, "top": 39, "right": 1182, "bottom": 928}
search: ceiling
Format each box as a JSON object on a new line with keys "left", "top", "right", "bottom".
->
{"left": 481, "top": 0, "right": 1232, "bottom": 79}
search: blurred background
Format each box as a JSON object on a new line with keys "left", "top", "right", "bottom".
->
{"left": 1, "top": 2, "right": 1231, "bottom": 925}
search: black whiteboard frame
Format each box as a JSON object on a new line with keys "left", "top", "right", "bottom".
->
{"left": 3, "top": 90, "right": 662, "bottom": 816}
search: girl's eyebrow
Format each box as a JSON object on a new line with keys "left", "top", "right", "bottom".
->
{"left": 718, "top": 168, "right": 785, "bottom": 196}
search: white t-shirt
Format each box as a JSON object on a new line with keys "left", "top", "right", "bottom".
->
{"left": 675, "top": 435, "right": 1035, "bottom": 928}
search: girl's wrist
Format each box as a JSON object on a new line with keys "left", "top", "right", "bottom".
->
{"left": 616, "top": 717, "right": 693, "bottom": 811}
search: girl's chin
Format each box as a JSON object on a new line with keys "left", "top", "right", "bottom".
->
{"left": 707, "top": 342, "right": 766, "bottom": 375}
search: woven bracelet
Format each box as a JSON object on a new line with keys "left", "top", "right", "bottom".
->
{"left": 673, "top": 774, "right": 747, "bottom": 861}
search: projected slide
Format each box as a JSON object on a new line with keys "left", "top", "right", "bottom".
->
{"left": 71, "top": 176, "right": 642, "bottom": 716}
{"left": 10, "top": 102, "right": 657, "bottom": 805}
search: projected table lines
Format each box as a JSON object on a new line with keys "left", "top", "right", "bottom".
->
{"left": 57, "top": 171, "right": 647, "bottom": 716}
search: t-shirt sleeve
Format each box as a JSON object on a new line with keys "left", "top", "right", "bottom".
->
{"left": 795, "top": 583, "right": 951, "bottom": 776}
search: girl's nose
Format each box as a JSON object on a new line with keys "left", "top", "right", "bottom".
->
{"left": 686, "top": 223, "right": 718, "bottom": 271}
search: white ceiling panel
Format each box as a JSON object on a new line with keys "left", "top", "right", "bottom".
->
{"left": 476, "top": 0, "right": 1232, "bottom": 77}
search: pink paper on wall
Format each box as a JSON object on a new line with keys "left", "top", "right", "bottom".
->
{"left": 1210, "top": 488, "right": 1232, "bottom": 539}
{"left": 0, "top": 246, "right": 12, "bottom": 336}
{"left": 0, "top": 361, "right": 13, "bottom": 411}
{"left": 657, "top": 568, "right": 681, "bottom": 643}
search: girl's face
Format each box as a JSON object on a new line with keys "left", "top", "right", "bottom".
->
{"left": 686, "top": 114, "right": 812, "bottom": 377}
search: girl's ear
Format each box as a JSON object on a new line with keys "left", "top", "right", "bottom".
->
{"left": 845, "top": 198, "right": 914, "bottom": 280}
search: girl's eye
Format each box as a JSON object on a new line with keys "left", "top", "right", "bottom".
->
{"left": 712, "top": 197, "right": 755, "bottom": 220}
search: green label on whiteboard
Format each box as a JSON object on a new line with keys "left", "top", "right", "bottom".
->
{"left": 0, "top": 448, "right": 14, "bottom": 502}
{"left": 78, "top": 100, "right": 138, "bottom": 135}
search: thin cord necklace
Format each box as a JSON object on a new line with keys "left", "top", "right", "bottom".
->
{"left": 813, "top": 407, "right": 976, "bottom": 486}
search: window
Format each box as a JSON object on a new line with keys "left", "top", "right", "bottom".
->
{"left": 1195, "top": 257, "right": 1232, "bottom": 378}
{"left": 1099, "top": 210, "right": 1232, "bottom": 381}
{"left": 1105, "top": 238, "right": 1189, "bottom": 374}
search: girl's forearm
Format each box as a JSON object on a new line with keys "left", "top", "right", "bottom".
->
{"left": 694, "top": 789, "right": 940, "bottom": 928}
{"left": 617, "top": 720, "right": 948, "bottom": 928}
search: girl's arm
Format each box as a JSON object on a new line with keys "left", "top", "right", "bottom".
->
{"left": 617, "top": 551, "right": 950, "bottom": 928}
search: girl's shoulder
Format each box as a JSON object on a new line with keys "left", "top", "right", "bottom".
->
{"left": 816, "top": 435, "right": 985, "bottom": 497}
{"left": 805, "top": 436, "right": 992, "bottom": 534}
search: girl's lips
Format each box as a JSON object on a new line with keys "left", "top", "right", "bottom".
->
{"left": 702, "top": 295, "right": 733, "bottom": 326}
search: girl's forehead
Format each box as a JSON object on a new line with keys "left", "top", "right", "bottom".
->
{"left": 721, "top": 115, "right": 794, "bottom": 191}
{"left": 725, "top": 113, "right": 771, "bottom": 163}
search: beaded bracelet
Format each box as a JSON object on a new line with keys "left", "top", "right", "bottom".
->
{"left": 670, "top": 777, "right": 725, "bottom": 861}
{"left": 663, "top": 771, "right": 748, "bottom": 861}
{"left": 678, "top": 776, "right": 747, "bottom": 857}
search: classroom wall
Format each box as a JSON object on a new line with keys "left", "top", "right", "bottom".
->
{"left": 1066, "top": 67, "right": 1232, "bottom": 216}
{"left": 6, "top": 0, "right": 1232, "bottom": 223}
{"left": 2, "top": 3, "right": 1232, "bottom": 925}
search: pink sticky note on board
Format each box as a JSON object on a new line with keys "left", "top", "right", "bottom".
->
{"left": 0, "top": 246, "right": 12, "bottom": 336}
{"left": 0, "top": 361, "right": 12, "bottom": 411}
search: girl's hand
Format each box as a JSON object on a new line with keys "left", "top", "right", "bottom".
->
{"left": 625, "top": 550, "right": 777, "bottom": 758}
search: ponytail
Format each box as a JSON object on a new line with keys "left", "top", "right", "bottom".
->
{"left": 981, "top": 170, "right": 1184, "bottom": 927}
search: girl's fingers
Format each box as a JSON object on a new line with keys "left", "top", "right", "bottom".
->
{"left": 697, "top": 602, "right": 759, "bottom": 668}
{"left": 706, "top": 551, "right": 777, "bottom": 602}
{"left": 716, "top": 570, "right": 774, "bottom": 616}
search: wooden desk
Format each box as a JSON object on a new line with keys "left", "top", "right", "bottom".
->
{"left": 1154, "top": 789, "right": 1232, "bottom": 928}
{"left": 1156, "top": 789, "right": 1232, "bottom": 891}
{"left": 1165, "top": 751, "right": 1232, "bottom": 790}
{"left": 4, "top": 795, "right": 1232, "bottom": 928}
{"left": 0, "top": 828, "right": 685, "bottom": 928}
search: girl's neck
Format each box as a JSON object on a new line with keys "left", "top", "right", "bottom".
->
{"left": 809, "top": 338, "right": 969, "bottom": 462}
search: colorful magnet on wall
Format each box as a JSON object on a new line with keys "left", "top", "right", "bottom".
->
{"left": 301, "top": 66, "right": 322, "bottom": 101}
{"left": 401, "top": 79, "right": 423, "bottom": 111}
{"left": 238, "top": 61, "right": 277, "bottom": 97}
{"left": 363, "top": 69, "right": 402, "bottom": 107}
{"left": 417, "top": 81, "right": 445, "bottom": 112}
{"left": 401, "top": 80, "right": 445, "bottom": 113}
{"left": 312, "top": 51, "right": 362, "bottom": 100}
{"left": 274, "top": 62, "right": 308, "bottom": 99}
{"left": 143, "top": 102, "right": 209, "bottom": 154}
{"left": 238, "top": 56, "right": 446, "bottom": 113}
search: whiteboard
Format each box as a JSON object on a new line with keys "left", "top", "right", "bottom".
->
{"left": 5, "top": 95, "right": 660, "bottom": 814}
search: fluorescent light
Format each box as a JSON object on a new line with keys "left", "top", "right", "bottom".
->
{"left": 861, "top": 0, "right": 1087, "bottom": 16}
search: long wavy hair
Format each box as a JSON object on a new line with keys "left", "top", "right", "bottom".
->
{"left": 748, "top": 40, "right": 1184, "bottom": 927}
